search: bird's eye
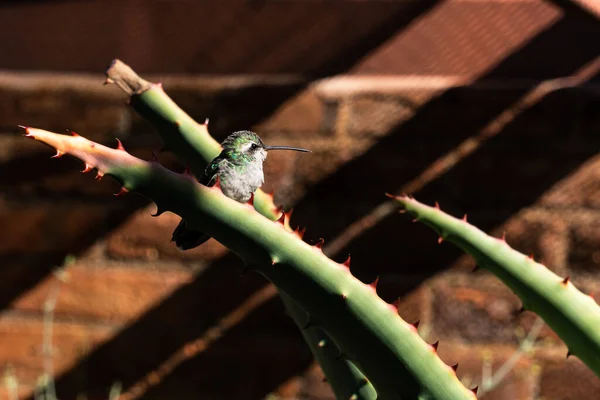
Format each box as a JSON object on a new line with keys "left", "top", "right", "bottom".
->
{"left": 250, "top": 143, "right": 259, "bottom": 150}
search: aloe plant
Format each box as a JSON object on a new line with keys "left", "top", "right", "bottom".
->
{"left": 17, "top": 59, "right": 600, "bottom": 399}
{"left": 390, "top": 194, "right": 600, "bottom": 378}
{"left": 105, "top": 59, "right": 375, "bottom": 399}
{"left": 23, "top": 127, "right": 476, "bottom": 400}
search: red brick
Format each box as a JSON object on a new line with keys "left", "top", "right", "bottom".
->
{"left": 430, "top": 273, "right": 560, "bottom": 344}
{"left": 0, "top": 315, "right": 114, "bottom": 385}
{"left": 396, "top": 286, "right": 429, "bottom": 326}
{"left": 294, "top": 362, "right": 335, "bottom": 400}
{"left": 0, "top": 200, "right": 129, "bottom": 255}
{"left": 10, "top": 263, "right": 193, "bottom": 322}
{"left": 565, "top": 213, "right": 600, "bottom": 278}
{"left": 540, "top": 154, "right": 600, "bottom": 208}
{"left": 539, "top": 355, "right": 600, "bottom": 400}
{"left": 436, "top": 342, "right": 536, "bottom": 400}
{"left": 499, "top": 210, "right": 568, "bottom": 275}
{"left": 343, "top": 95, "right": 415, "bottom": 138}
{"left": 0, "top": 78, "right": 126, "bottom": 138}
{"left": 126, "top": 334, "right": 312, "bottom": 400}
{"left": 377, "top": 278, "right": 430, "bottom": 326}
{"left": 255, "top": 88, "right": 335, "bottom": 136}
{"left": 0, "top": 201, "right": 51, "bottom": 254}
{"left": 353, "top": 0, "right": 560, "bottom": 77}
{"left": 106, "top": 205, "right": 229, "bottom": 262}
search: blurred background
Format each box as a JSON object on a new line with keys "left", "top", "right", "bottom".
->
{"left": 1, "top": 0, "right": 600, "bottom": 399}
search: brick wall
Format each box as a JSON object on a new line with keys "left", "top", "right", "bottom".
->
{"left": 1, "top": 70, "right": 600, "bottom": 399}
{"left": 2, "top": 0, "right": 600, "bottom": 399}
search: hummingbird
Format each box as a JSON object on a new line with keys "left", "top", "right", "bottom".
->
{"left": 171, "top": 130, "right": 311, "bottom": 250}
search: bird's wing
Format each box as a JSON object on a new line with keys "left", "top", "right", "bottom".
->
{"left": 200, "top": 155, "right": 227, "bottom": 187}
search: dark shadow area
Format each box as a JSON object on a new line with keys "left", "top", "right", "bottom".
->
{"left": 0, "top": 0, "right": 437, "bottom": 74}
{"left": 49, "top": 253, "right": 310, "bottom": 399}
{"left": 0, "top": 196, "right": 148, "bottom": 311}
{"left": 18, "top": 1, "right": 600, "bottom": 399}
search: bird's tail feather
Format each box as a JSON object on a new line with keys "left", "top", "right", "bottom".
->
{"left": 171, "top": 219, "right": 211, "bottom": 250}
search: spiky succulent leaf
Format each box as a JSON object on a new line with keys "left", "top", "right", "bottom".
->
{"left": 281, "top": 293, "right": 377, "bottom": 400}
{"left": 392, "top": 194, "right": 600, "bottom": 377}
{"left": 105, "top": 59, "right": 373, "bottom": 398}
{"left": 105, "top": 59, "right": 277, "bottom": 219}
{"left": 24, "top": 128, "right": 476, "bottom": 400}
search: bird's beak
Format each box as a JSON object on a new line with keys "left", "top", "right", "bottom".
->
{"left": 264, "top": 145, "right": 311, "bottom": 153}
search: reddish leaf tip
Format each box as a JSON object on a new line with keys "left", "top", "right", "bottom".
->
{"left": 431, "top": 340, "right": 439, "bottom": 351}
{"left": 462, "top": 213, "right": 468, "bottom": 222}
{"left": 115, "top": 138, "right": 126, "bottom": 152}
{"left": 247, "top": 192, "right": 255, "bottom": 206}
{"left": 296, "top": 227, "right": 306, "bottom": 240}
{"left": 562, "top": 276, "right": 570, "bottom": 285}
{"left": 81, "top": 164, "right": 93, "bottom": 173}
{"left": 438, "top": 236, "right": 444, "bottom": 244}
{"left": 314, "top": 238, "right": 324, "bottom": 250}
{"left": 284, "top": 209, "right": 293, "bottom": 222}
{"left": 203, "top": 118, "right": 209, "bottom": 126}
{"left": 501, "top": 231, "right": 507, "bottom": 242}
{"left": 95, "top": 172, "right": 104, "bottom": 180}
{"left": 276, "top": 212, "right": 286, "bottom": 225}
{"left": 451, "top": 363, "right": 459, "bottom": 372}
{"left": 411, "top": 320, "right": 420, "bottom": 329}
{"left": 528, "top": 253, "right": 535, "bottom": 260}
{"left": 342, "top": 255, "right": 351, "bottom": 268}
{"left": 114, "top": 187, "right": 129, "bottom": 197}
{"left": 67, "top": 129, "right": 80, "bottom": 137}
{"left": 384, "top": 192, "right": 396, "bottom": 199}
{"left": 19, "top": 125, "right": 36, "bottom": 138}
{"left": 51, "top": 150, "right": 65, "bottom": 158}
{"left": 470, "top": 386, "right": 478, "bottom": 395}
{"left": 435, "top": 201, "right": 440, "bottom": 209}
{"left": 368, "top": 276, "right": 379, "bottom": 290}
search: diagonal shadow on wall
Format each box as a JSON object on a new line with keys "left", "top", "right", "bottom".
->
{"left": 0, "top": 0, "right": 439, "bottom": 319}
{"left": 39, "top": 3, "right": 600, "bottom": 399}
{"left": 0, "top": 2, "right": 447, "bottom": 399}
